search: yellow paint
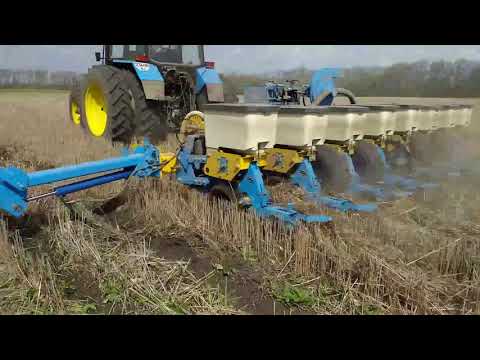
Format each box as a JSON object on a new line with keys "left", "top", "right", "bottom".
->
{"left": 385, "top": 143, "right": 396, "bottom": 153}
{"left": 263, "top": 148, "right": 303, "bottom": 174}
{"left": 203, "top": 150, "right": 252, "bottom": 181}
{"left": 180, "top": 111, "right": 205, "bottom": 135}
{"left": 71, "top": 100, "right": 81, "bottom": 125}
{"left": 84, "top": 83, "right": 108, "bottom": 137}
{"left": 160, "top": 153, "right": 177, "bottom": 174}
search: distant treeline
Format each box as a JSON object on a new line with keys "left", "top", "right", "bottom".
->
{"left": 0, "top": 69, "right": 77, "bottom": 89}
{"left": 222, "top": 59, "right": 480, "bottom": 99}
{"left": 3, "top": 59, "right": 480, "bottom": 98}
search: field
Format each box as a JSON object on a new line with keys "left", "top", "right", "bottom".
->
{"left": 1, "top": 90, "right": 480, "bottom": 315}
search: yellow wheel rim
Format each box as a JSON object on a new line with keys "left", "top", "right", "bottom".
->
{"left": 71, "top": 101, "right": 81, "bottom": 125}
{"left": 85, "top": 83, "right": 107, "bottom": 137}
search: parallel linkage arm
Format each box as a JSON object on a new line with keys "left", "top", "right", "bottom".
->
{"left": 0, "top": 141, "right": 160, "bottom": 218}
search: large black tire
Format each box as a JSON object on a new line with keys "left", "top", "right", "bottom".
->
{"left": 351, "top": 140, "right": 385, "bottom": 182}
{"left": 313, "top": 146, "right": 354, "bottom": 193}
{"left": 209, "top": 181, "right": 253, "bottom": 210}
{"left": 209, "top": 182, "right": 238, "bottom": 203}
{"left": 409, "top": 132, "right": 433, "bottom": 164}
{"left": 335, "top": 88, "right": 357, "bottom": 104}
{"left": 384, "top": 140, "right": 414, "bottom": 173}
{"left": 81, "top": 66, "right": 134, "bottom": 143}
{"left": 121, "top": 70, "right": 168, "bottom": 143}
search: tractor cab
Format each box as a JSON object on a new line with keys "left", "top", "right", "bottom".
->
{"left": 102, "top": 45, "right": 205, "bottom": 68}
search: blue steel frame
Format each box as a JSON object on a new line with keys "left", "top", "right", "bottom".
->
{"left": 0, "top": 142, "right": 160, "bottom": 218}
{"left": 290, "top": 159, "right": 377, "bottom": 213}
{"left": 174, "top": 136, "right": 331, "bottom": 225}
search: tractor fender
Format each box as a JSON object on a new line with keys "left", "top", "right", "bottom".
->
{"left": 195, "top": 67, "right": 224, "bottom": 103}
{"left": 308, "top": 68, "right": 341, "bottom": 106}
{"left": 111, "top": 60, "right": 165, "bottom": 100}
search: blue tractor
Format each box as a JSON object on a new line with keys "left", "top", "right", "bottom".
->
{"left": 69, "top": 45, "right": 225, "bottom": 143}
{"left": 243, "top": 68, "right": 357, "bottom": 106}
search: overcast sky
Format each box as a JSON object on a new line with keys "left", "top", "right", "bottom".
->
{"left": 1, "top": 45, "right": 480, "bottom": 74}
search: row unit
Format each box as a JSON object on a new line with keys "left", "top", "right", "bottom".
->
{"left": 202, "top": 103, "right": 474, "bottom": 151}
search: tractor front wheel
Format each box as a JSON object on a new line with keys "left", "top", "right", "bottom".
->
{"left": 81, "top": 66, "right": 134, "bottom": 143}
{"left": 68, "top": 76, "right": 84, "bottom": 127}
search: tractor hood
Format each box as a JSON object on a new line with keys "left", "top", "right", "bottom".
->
{"left": 195, "top": 67, "right": 224, "bottom": 103}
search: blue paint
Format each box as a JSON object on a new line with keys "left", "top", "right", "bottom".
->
{"left": 55, "top": 169, "right": 132, "bottom": 197}
{"left": 175, "top": 135, "right": 210, "bottom": 186}
{"left": 0, "top": 142, "right": 161, "bottom": 218}
{"left": 375, "top": 146, "right": 439, "bottom": 192}
{"left": 237, "top": 162, "right": 332, "bottom": 225}
{"left": 112, "top": 60, "right": 164, "bottom": 81}
{"left": 290, "top": 159, "right": 377, "bottom": 213}
{"left": 195, "top": 67, "right": 223, "bottom": 94}
{"left": 307, "top": 68, "right": 341, "bottom": 105}
{"left": 0, "top": 167, "right": 29, "bottom": 218}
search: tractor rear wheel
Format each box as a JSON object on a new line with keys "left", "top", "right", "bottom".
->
{"left": 81, "top": 66, "right": 134, "bottom": 143}
{"left": 351, "top": 140, "right": 385, "bottom": 182}
{"left": 121, "top": 70, "right": 168, "bottom": 144}
{"left": 313, "top": 145, "right": 354, "bottom": 193}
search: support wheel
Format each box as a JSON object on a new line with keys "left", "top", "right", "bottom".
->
{"left": 313, "top": 145, "right": 355, "bottom": 193}
{"left": 81, "top": 66, "right": 134, "bottom": 143}
{"left": 384, "top": 141, "right": 414, "bottom": 173}
{"left": 409, "top": 132, "right": 433, "bottom": 164}
{"left": 351, "top": 140, "right": 385, "bottom": 182}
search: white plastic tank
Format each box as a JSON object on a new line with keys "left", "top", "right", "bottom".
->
{"left": 454, "top": 105, "right": 473, "bottom": 127}
{"left": 276, "top": 106, "right": 328, "bottom": 147}
{"left": 202, "top": 103, "right": 279, "bottom": 151}
{"left": 415, "top": 105, "right": 438, "bottom": 131}
{"left": 362, "top": 105, "right": 399, "bottom": 137}
{"left": 322, "top": 106, "right": 367, "bottom": 142}
{"left": 433, "top": 105, "right": 456, "bottom": 130}
{"left": 392, "top": 104, "right": 421, "bottom": 133}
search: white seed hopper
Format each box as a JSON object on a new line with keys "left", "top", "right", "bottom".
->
{"left": 276, "top": 106, "right": 329, "bottom": 147}
{"left": 433, "top": 105, "right": 457, "bottom": 130}
{"left": 362, "top": 105, "right": 399, "bottom": 137}
{"left": 453, "top": 104, "right": 474, "bottom": 127}
{"left": 412, "top": 105, "right": 438, "bottom": 131}
{"left": 321, "top": 106, "right": 367, "bottom": 142}
{"left": 391, "top": 104, "right": 422, "bottom": 133}
{"left": 202, "top": 103, "right": 279, "bottom": 151}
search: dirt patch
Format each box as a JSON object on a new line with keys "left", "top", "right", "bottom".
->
{"left": 215, "top": 255, "right": 314, "bottom": 315}
{"left": 4, "top": 212, "right": 49, "bottom": 239}
{"left": 148, "top": 236, "right": 213, "bottom": 276}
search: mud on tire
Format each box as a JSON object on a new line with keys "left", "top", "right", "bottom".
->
{"left": 121, "top": 70, "right": 168, "bottom": 144}
{"left": 81, "top": 65, "right": 134, "bottom": 143}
